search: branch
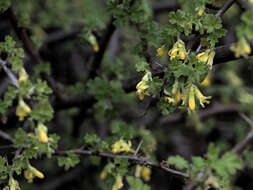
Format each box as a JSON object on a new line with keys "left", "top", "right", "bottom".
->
{"left": 183, "top": 112, "right": 253, "bottom": 190}
{"left": 5, "top": 7, "right": 66, "bottom": 101}
{"left": 88, "top": 18, "right": 116, "bottom": 79}
{"left": 0, "top": 129, "right": 15, "bottom": 143}
{"left": 56, "top": 149, "right": 189, "bottom": 179}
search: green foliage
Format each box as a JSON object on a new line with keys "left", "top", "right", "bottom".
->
{"left": 167, "top": 155, "right": 190, "bottom": 170}
{"left": 57, "top": 152, "right": 80, "bottom": 170}
{"left": 126, "top": 176, "right": 150, "bottom": 190}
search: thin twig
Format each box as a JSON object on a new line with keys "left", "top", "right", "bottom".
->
{"left": 134, "top": 139, "right": 143, "bottom": 156}
{"left": 0, "top": 59, "right": 19, "bottom": 88}
{"left": 0, "top": 129, "right": 15, "bottom": 143}
{"left": 6, "top": 7, "right": 66, "bottom": 101}
{"left": 56, "top": 149, "right": 189, "bottom": 178}
{"left": 183, "top": 112, "right": 253, "bottom": 190}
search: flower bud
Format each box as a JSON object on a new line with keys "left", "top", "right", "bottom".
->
{"left": 18, "top": 68, "right": 28, "bottom": 83}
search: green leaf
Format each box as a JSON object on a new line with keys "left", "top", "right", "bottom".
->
{"left": 84, "top": 133, "right": 100, "bottom": 144}
{"left": 168, "top": 155, "right": 189, "bottom": 170}
{"left": 57, "top": 152, "right": 80, "bottom": 170}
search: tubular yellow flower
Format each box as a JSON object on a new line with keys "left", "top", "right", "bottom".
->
{"left": 112, "top": 175, "right": 123, "bottom": 190}
{"left": 230, "top": 37, "right": 251, "bottom": 58}
{"left": 172, "top": 80, "right": 181, "bottom": 103}
{"left": 168, "top": 39, "right": 187, "bottom": 60}
{"left": 24, "top": 169, "right": 35, "bottom": 183}
{"left": 111, "top": 140, "right": 135, "bottom": 154}
{"left": 28, "top": 165, "right": 44, "bottom": 179}
{"left": 9, "top": 177, "right": 19, "bottom": 190}
{"left": 194, "top": 85, "right": 211, "bottom": 108}
{"left": 136, "top": 71, "right": 152, "bottom": 100}
{"left": 135, "top": 165, "right": 142, "bottom": 178}
{"left": 164, "top": 96, "right": 175, "bottom": 104}
{"left": 18, "top": 68, "right": 29, "bottom": 83}
{"left": 88, "top": 34, "right": 99, "bottom": 52}
{"left": 35, "top": 123, "right": 49, "bottom": 143}
{"left": 189, "top": 85, "right": 195, "bottom": 111}
{"left": 16, "top": 98, "right": 31, "bottom": 121}
{"left": 141, "top": 167, "right": 151, "bottom": 182}
{"left": 200, "top": 73, "right": 211, "bottom": 87}
{"left": 157, "top": 45, "right": 167, "bottom": 57}
{"left": 197, "top": 49, "right": 215, "bottom": 69}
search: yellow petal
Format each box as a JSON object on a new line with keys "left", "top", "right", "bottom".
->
{"left": 189, "top": 86, "right": 195, "bottom": 111}
{"left": 141, "top": 167, "right": 151, "bottom": 182}
{"left": 112, "top": 175, "right": 123, "bottom": 190}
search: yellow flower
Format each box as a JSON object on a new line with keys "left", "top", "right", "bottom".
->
{"left": 16, "top": 98, "right": 31, "bottom": 121}
{"left": 157, "top": 45, "right": 167, "bottom": 57}
{"left": 168, "top": 39, "right": 187, "bottom": 60}
{"left": 195, "top": 6, "right": 205, "bottom": 16}
{"left": 230, "top": 37, "right": 251, "bottom": 58}
{"left": 18, "top": 68, "right": 28, "bottom": 83}
{"left": 88, "top": 34, "right": 99, "bottom": 52}
{"left": 24, "top": 169, "right": 35, "bottom": 183}
{"left": 9, "top": 177, "right": 20, "bottom": 190}
{"left": 112, "top": 175, "right": 123, "bottom": 190}
{"left": 205, "top": 176, "right": 220, "bottom": 190}
{"left": 172, "top": 80, "right": 181, "bottom": 103}
{"left": 135, "top": 165, "right": 152, "bottom": 182}
{"left": 35, "top": 123, "right": 48, "bottom": 143}
{"left": 200, "top": 73, "right": 211, "bottom": 87}
{"left": 141, "top": 167, "right": 151, "bottom": 182}
{"left": 197, "top": 49, "right": 215, "bottom": 69}
{"left": 112, "top": 140, "right": 135, "bottom": 154}
{"left": 188, "top": 85, "right": 195, "bottom": 112}
{"left": 136, "top": 71, "right": 152, "bottom": 100}
{"left": 194, "top": 85, "right": 211, "bottom": 108}
{"left": 164, "top": 96, "right": 175, "bottom": 104}
{"left": 27, "top": 165, "right": 44, "bottom": 179}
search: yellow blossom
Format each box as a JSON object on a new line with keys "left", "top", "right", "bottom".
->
{"left": 24, "top": 169, "right": 35, "bottom": 183}
{"left": 164, "top": 96, "right": 175, "bottom": 104}
{"left": 135, "top": 165, "right": 152, "bottom": 182}
{"left": 204, "top": 176, "right": 220, "bottom": 190}
{"left": 88, "top": 34, "right": 99, "bottom": 52}
{"left": 188, "top": 85, "right": 195, "bottom": 112}
{"left": 28, "top": 165, "right": 44, "bottom": 179}
{"left": 157, "top": 45, "right": 167, "bottom": 57}
{"left": 136, "top": 71, "right": 152, "bottom": 100}
{"left": 112, "top": 175, "right": 123, "bottom": 190}
{"left": 197, "top": 49, "right": 215, "bottom": 69}
{"left": 141, "top": 167, "right": 151, "bottom": 182}
{"left": 200, "top": 73, "right": 211, "bottom": 87}
{"left": 16, "top": 98, "right": 31, "bottom": 121}
{"left": 168, "top": 39, "right": 187, "bottom": 60}
{"left": 112, "top": 140, "right": 135, "bottom": 154}
{"left": 9, "top": 177, "right": 20, "bottom": 190}
{"left": 194, "top": 85, "right": 211, "bottom": 108}
{"left": 18, "top": 68, "right": 29, "bottom": 83}
{"left": 195, "top": 6, "right": 205, "bottom": 16}
{"left": 230, "top": 37, "right": 251, "bottom": 58}
{"left": 172, "top": 80, "right": 181, "bottom": 103}
{"left": 35, "top": 123, "right": 49, "bottom": 143}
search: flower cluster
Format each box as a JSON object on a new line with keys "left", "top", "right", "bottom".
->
{"left": 182, "top": 84, "right": 212, "bottom": 113}
{"left": 197, "top": 49, "right": 215, "bottom": 69}
{"left": 111, "top": 140, "right": 135, "bottom": 154}
{"left": 168, "top": 39, "right": 187, "bottom": 60}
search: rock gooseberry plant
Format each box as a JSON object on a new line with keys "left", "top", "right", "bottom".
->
{"left": 0, "top": 0, "right": 253, "bottom": 190}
